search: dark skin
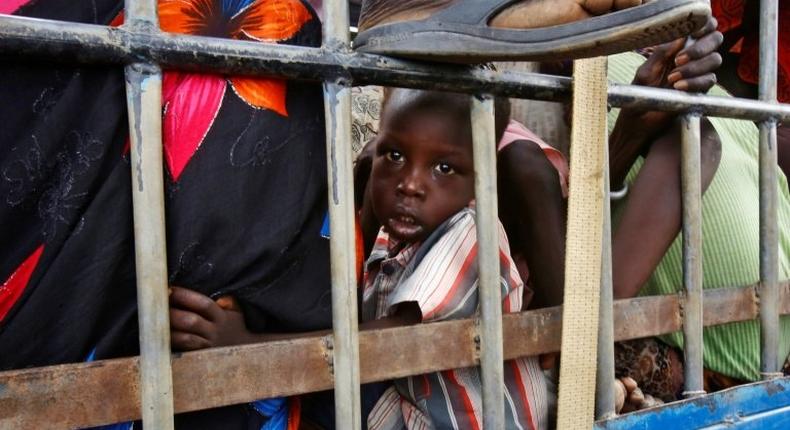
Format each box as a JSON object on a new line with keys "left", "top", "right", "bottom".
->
{"left": 169, "top": 286, "right": 420, "bottom": 351}
{"left": 609, "top": 17, "right": 724, "bottom": 301}
{"left": 496, "top": 17, "right": 724, "bottom": 310}
{"left": 498, "top": 141, "right": 566, "bottom": 309}
{"left": 370, "top": 91, "right": 476, "bottom": 244}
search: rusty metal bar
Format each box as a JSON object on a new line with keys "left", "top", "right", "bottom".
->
{"left": 680, "top": 113, "right": 705, "bottom": 398}
{"left": 122, "top": 0, "right": 174, "bottom": 428}
{"left": 2, "top": 14, "right": 790, "bottom": 122}
{"left": 596, "top": 145, "right": 616, "bottom": 419}
{"left": 2, "top": 282, "right": 789, "bottom": 429}
{"left": 0, "top": 282, "right": 782, "bottom": 428}
{"left": 758, "top": 0, "right": 782, "bottom": 379}
{"left": 471, "top": 95, "right": 505, "bottom": 428}
{"left": 321, "top": 1, "right": 361, "bottom": 428}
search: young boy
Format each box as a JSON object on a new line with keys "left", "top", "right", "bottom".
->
{"left": 362, "top": 88, "right": 548, "bottom": 430}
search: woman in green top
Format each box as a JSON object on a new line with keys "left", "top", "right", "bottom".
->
{"left": 607, "top": 43, "right": 790, "bottom": 399}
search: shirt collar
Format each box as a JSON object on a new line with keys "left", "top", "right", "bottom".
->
{"left": 366, "top": 228, "right": 420, "bottom": 271}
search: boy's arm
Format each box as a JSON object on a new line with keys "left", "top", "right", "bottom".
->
{"left": 498, "top": 141, "right": 566, "bottom": 309}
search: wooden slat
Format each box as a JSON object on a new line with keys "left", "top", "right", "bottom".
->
{"left": 1, "top": 282, "right": 787, "bottom": 428}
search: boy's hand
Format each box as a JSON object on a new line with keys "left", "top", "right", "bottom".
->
{"left": 169, "top": 286, "right": 252, "bottom": 351}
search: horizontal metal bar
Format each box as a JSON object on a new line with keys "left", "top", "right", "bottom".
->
{"left": 2, "top": 15, "right": 790, "bottom": 122}
{"left": 2, "top": 282, "right": 787, "bottom": 429}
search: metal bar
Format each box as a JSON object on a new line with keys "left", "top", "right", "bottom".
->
{"left": 758, "top": 0, "right": 782, "bottom": 379}
{"left": 122, "top": 0, "right": 174, "bottom": 428}
{"left": 3, "top": 15, "right": 790, "bottom": 122}
{"left": 2, "top": 282, "right": 789, "bottom": 429}
{"left": 680, "top": 113, "right": 705, "bottom": 398}
{"left": 322, "top": 1, "right": 361, "bottom": 429}
{"left": 470, "top": 95, "right": 505, "bottom": 429}
{"left": 596, "top": 143, "right": 616, "bottom": 419}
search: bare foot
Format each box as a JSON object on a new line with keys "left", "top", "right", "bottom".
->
{"left": 615, "top": 376, "right": 666, "bottom": 413}
{"left": 360, "top": 0, "right": 645, "bottom": 32}
{"left": 490, "top": 0, "right": 644, "bottom": 29}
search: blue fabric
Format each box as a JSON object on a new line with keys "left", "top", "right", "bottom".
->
{"left": 221, "top": 0, "right": 256, "bottom": 17}
{"left": 252, "top": 398, "right": 288, "bottom": 430}
{"left": 320, "top": 212, "right": 330, "bottom": 238}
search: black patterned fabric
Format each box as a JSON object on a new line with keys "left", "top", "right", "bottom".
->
{"left": 0, "top": 0, "right": 331, "bottom": 384}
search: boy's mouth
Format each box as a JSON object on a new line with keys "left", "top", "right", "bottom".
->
{"left": 386, "top": 213, "right": 422, "bottom": 240}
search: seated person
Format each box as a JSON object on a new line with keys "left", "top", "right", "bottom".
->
{"left": 360, "top": 88, "right": 548, "bottom": 429}
{"left": 606, "top": 25, "right": 790, "bottom": 401}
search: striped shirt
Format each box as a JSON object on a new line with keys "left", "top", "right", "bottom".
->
{"left": 608, "top": 52, "right": 790, "bottom": 381}
{"left": 362, "top": 208, "right": 548, "bottom": 430}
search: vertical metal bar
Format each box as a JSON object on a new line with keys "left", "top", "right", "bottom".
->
{"left": 470, "top": 94, "right": 505, "bottom": 429}
{"left": 322, "top": 2, "right": 361, "bottom": 429}
{"left": 596, "top": 147, "right": 616, "bottom": 419}
{"left": 758, "top": 0, "right": 782, "bottom": 379}
{"left": 680, "top": 113, "right": 705, "bottom": 397}
{"left": 123, "top": 0, "right": 174, "bottom": 428}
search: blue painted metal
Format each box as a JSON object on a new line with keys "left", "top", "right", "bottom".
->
{"left": 594, "top": 377, "right": 790, "bottom": 429}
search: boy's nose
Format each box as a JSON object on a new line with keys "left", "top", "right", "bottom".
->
{"left": 396, "top": 170, "right": 425, "bottom": 198}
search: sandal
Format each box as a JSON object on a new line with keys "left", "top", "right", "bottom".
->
{"left": 354, "top": 0, "right": 711, "bottom": 63}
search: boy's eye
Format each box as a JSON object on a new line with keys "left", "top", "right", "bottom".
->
{"left": 434, "top": 163, "right": 455, "bottom": 176}
{"left": 385, "top": 150, "right": 403, "bottom": 163}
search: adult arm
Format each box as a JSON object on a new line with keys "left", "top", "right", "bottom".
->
{"left": 609, "top": 17, "right": 722, "bottom": 186}
{"left": 169, "top": 286, "right": 419, "bottom": 351}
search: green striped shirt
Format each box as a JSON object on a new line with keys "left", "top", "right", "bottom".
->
{"left": 608, "top": 52, "right": 790, "bottom": 381}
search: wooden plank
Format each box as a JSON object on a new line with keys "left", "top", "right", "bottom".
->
{"left": 0, "top": 282, "right": 787, "bottom": 428}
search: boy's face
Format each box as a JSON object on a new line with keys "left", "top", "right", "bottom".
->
{"left": 371, "top": 102, "right": 475, "bottom": 243}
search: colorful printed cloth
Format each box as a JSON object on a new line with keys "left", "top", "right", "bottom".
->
{"left": 1, "top": 0, "right": 329, "bottom": 428}
{"left": 362, "top": 208, "right": 548, "bottom": 430}
{"left": 712, "top": 0, "right": 790, "bottom": 102}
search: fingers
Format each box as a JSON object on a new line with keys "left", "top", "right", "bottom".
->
{"left": 675, "top": 29, "right": 723, "bottom": 67}
{"left": 667, "top": 26, "right": 723, "bottom": 92}
{"left": 671, "top": 73, "right": 718, "bottom": 92}
{"left": 691, "top": 16, "right": 719, "bottom": 40}
{"left": 667, "top": 48, "right": 721, "bottom": 91}
{"left": 171, "top": 331, "right": 211, "bottom": 351}
{"left": 170, "top": 307, "right": 214, "bottom": 338}
{"left": 169, "top": 286, "right": 223, "bottom": 322}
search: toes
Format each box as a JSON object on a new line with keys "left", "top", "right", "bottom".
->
{"left": 614, "top": 0, "right": 643, "bottom": 11}
{"left": 614, "top": 379, "right": 627, "bottom": 413}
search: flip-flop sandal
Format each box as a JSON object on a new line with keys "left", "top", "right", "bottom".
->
{"left": 354, "top": 0, "right": 711, "bottom": 63}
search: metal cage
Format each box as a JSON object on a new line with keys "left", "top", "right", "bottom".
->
{"left": 0, "top": 0, "right": 787, "bottom": 428}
